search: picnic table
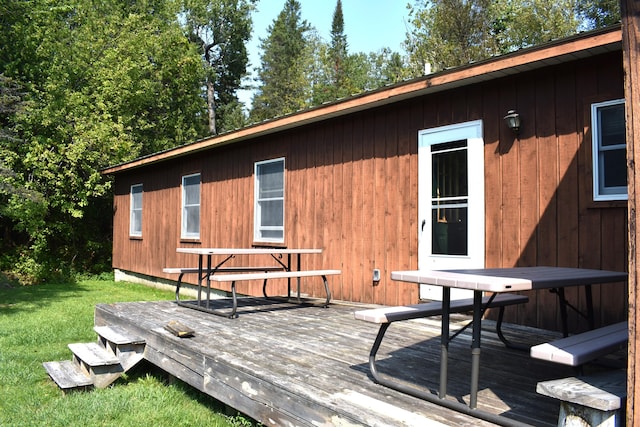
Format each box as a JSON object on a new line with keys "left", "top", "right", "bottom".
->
{"left": 382, "top": 267, "right": 627, "bottom": 426}
{"left": 167, "top": 248, "right": 339, "bottom": 318}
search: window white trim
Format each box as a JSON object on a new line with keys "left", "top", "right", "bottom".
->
{"left": 181, "top": 173, "right": 201, "bottom": 239}
{"left": 129, "top": 184, "right": 143, "bottom": 237}
{"left": 591, "top": 99, "right": 627, "bottom": 201}
{"left": 254, "top": 158, "right": 285, "bottom": 243}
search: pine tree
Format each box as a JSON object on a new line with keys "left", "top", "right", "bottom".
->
{"left": 329, "top": 0, "right": 349, "bottom": 98}
{"left": 311, "top": 0, "right": 353, "bottom": 104}
{"left": 250, "top": 0, "right": 311, "bottom": 122}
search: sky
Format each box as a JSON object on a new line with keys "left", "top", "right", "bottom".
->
{"left": 238, "top": 0, "right": 411, "bottom": 108}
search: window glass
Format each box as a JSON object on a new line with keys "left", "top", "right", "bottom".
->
{"left": 591, "top": 100, "right": 627, "bottom": 201}
{"left": 431, "top": 140, "right": 468, "bottom": 256}
{"left": 182, "top": 174, "right": 200, "bottom": 239}
{"left": 130, "top": 184, "right": 143, "bottom": 237}
{"left": 254, "top": 158, "right": 285, "bottom": 242}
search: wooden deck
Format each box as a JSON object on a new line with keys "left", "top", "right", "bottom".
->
{"left": 93, "top": 297, "right": 624, "bottom": 426}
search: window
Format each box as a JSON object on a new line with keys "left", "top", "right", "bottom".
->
{"left": 431, "top": 140, "right": 468, "bottom": 256}
{"left": 130, "top": 184, "right": 143, "bottom": 237}
{"left": 254, "top": 158, "right": 285, "bottom": 243}
{"left": 181, "top": 173, "right": 200, "bottom": 239}
{"left": 591, "top": 99, "right": 627, "bottom": 201}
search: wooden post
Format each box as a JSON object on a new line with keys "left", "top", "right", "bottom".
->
{"left": 622, "top": 0, "right": 640, "bottom": 425}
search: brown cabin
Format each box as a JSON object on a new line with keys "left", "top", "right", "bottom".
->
{"left": 103, "top": 26, "right": 628, "bottom": 334}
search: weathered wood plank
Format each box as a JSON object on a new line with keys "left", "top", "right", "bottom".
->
{"left": 43, "top": 360, "right": 93, "bottom": 390}
{"left": 68, "top": 342, "right": 119, "bottom": 366}
{"left": 536, "top": 370, "right": 626, "bottom": 411}
{"left": 92, "top": 299, "right": 575, "bottom": 426}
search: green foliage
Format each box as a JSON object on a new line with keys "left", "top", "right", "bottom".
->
{"left": 250, "top": 0, "right": 311, "bottom": 122}
{"left": 404, "top": 0, "right": 618, "bottom": 76}
{"left": 182, "top": 0, "right": 256, "bottom": 135}
{"left": 0, "top": 279, "right": 259, "bottom": 426}
{"left": 253, "top": 0, "right": 409, "bottom": 117}
{"left": 577, "top": 0, "right": 620, "bottom": 28}
{"left": 0, "top": 0, "right": 212, "bottom": 283}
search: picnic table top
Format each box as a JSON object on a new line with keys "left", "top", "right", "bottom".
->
{"left": 391, "top": 266, "right": 628, "bottom": 292}
{"left": 177, "top": 247, "right": 323, "bottom": 255}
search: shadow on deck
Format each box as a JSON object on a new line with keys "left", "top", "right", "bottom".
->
{"left": 93, "top": 298, "right": 624, "bottom": 426}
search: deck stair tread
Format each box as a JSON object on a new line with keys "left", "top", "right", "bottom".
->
{"left": 42, "top": 360, "right": 93, "bottom": 390}
{"left": 69, "top": 342, "right": 119, "bottom": 366}
{"left": 94, "top": 325, "right": 145, "bottom": 345}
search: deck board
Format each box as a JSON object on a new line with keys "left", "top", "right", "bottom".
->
{"left": 93, "top": 298, "right": 624, "bottom": 426}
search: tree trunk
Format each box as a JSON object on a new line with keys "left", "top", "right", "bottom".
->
{"left": 207, "top": 78, "right": 216, "bottom": 135}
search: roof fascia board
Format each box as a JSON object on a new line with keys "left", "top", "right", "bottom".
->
{"left": 102, "top": 26, "right": 621, "bottom": 175}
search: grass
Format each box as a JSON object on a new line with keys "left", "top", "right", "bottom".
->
{"left": 0, "top": 276, "right": 256, "bottom": 427}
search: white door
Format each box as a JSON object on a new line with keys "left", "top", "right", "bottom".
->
{"left": 418, "top": 120, "right": 485, "bottom": 300}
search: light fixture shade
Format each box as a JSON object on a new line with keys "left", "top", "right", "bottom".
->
{"left": 504, "top": 110, "right": 521, "bottom": 132}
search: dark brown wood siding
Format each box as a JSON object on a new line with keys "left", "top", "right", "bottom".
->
{"left": 111, "top": 51, "right": 627, "bottom": 332}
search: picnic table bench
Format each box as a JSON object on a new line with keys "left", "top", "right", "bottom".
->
{"left": 354, "top": 293, "right": 529, "bottom": 395}
{"left": 357, "top": 267, "right": 626, "bottom": 426}
{"left": 209, "top": 269, "right": 340, "bottom": 318}
{"left": 530, "top": 321, "right": 628, "bottom": 367}
{"left": 537, "top": 370, "right": 626, "bottom": 427}
{"left": 531, "top": 322, "right": 628, "bottom": 426}
{"left": 169, "top": 247, "right": 332, "bottom": 317}
{"left": 163, "top": 266, "right": 284, "bottom": 301}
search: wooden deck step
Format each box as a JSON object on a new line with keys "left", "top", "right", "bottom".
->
{"left": 95, "top": 325, "right": 146, "bottom": 372}
{"left": 42, "top": 360, "right": 92, "bottom": 392}
{"left": 69, "top": 342, "right": 123, "bottom": 388}
{"left": 69, "top": 342, "right": 119, "bottom": 367}
{"left": 94, "top": 325, "right": 144, "bottom": 345}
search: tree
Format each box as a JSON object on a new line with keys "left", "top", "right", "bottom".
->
{"left": 405, "top": 0, "right": 500, "bottom": 74}
{"left": 489, "top": 0, "right": 581, "bottom": 53}
{"left": 327, "top": 0, "right": 351, "bottom": 99}
{"left": 0, "top": 0, "right": 208, "bottom": 282}
{"left": 250, "top": 0, "right": 311, "bottom": 122}
{"left": 577, "top": 0, "right": 621, "bottom": 28}
{"left": 404, "top": 0, "right": 586, "bottom": 75}
{"left": 182, "top": 0, "right": 255, "bottom": 135}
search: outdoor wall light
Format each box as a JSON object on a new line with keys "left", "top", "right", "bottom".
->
{"left": 504, "top": 110, "right": 521, "bottom": 134}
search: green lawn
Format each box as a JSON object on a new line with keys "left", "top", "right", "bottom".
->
{"left": 0, "top": 276, "right": 254, "bottom": 426}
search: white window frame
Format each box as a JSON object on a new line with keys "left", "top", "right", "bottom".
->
{"left": 254, "top": 158, "right": 285, "bottom": 243}
{"left": 181, "top": 173, "right": 201, "bottom": 239}
{"left": 129, "top": 184, "right": 143, "bottom": 237}
{"left": 591, "top": 99, "right": 627, "bottom": 201}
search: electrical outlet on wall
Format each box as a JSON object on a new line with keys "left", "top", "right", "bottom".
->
{"left": 372, "top": 269, "right": 381, "bottom": 282}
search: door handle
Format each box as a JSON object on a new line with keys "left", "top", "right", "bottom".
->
{"left": 421, "top": 219, "right": 426, "bottom": 232}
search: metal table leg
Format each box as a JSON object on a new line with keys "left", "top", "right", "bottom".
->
{"left": 439, "top": 287, "right": 451, "bottom": 398}
{"left": 469, "top": 290, "right": 482, "bottom": 409}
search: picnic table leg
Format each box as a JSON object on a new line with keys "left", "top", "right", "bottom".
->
{"left": 469, "top": 290, "right": 483, "bottom": 409}
{"left": 321, "top": 275, "right": 331, "bottom": 307}
{"left": 496, "top": 303, "right": 529, "bottom": 351}
{"left": 439, "top": 287, "right": 451, "bottom": 399}
{"left": 229, "top": 280, "right": 238, "bottom": 318}
{"left": 585, "top": 284, "right": 594, "bottom": 330}
{"left": 197, "top": 255, "right": 203, "bottom": 306}
{"left": 175, "top": 272, "right": 185, "bottom": 302}
{"left": 556, "top": 288, "right": 569, "bottom": 337}
{"left": 205, "top": 254, "right": 212, "bottom": 309}
{"left": 366, "top": 291, "right": 530, "bottom": 427}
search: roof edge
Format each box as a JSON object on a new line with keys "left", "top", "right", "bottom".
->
{"left": 102, "top": 25, "right": 622, "bottom": 175}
